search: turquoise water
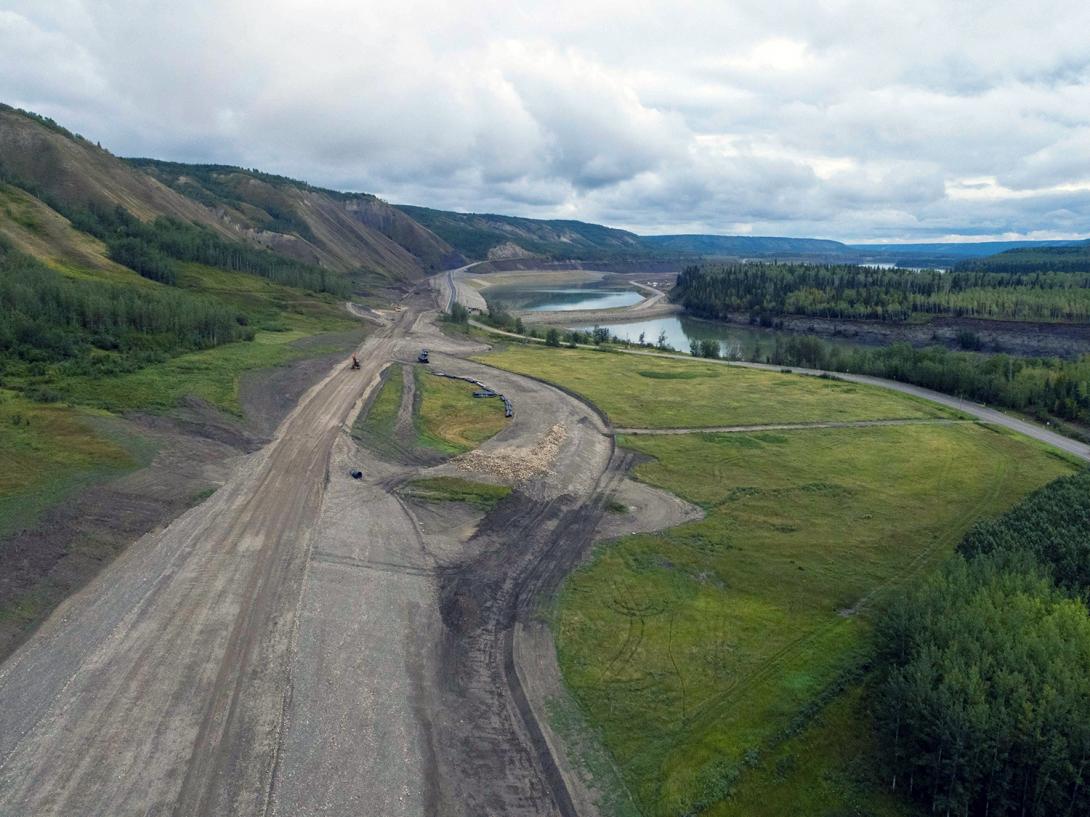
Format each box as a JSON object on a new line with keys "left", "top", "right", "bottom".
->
{"left": 488, "top": 283, "right": 644, "bottom": 312}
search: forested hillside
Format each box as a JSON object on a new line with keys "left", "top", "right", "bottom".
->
{"left": 673, "top": 263, "right": 1090, "bottom": 322}
{"left": 958, "top": 240, "right": 1090, "bottom": 274}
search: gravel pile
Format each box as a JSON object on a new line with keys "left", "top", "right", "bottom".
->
{"left": 454, "top": 424, "right": 567, "bottom": 483}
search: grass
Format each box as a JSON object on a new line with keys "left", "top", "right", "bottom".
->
{"left": 554, "top": 423, "right": 1075, "bottom": 817}
{"left": 0, "top": 391, "right": 148, "bottom": 539}
{"left": 400, "top": 476, "right": 512, "bottom": 510}
{"left": 477, "top": 344, "right": 951, "bottom": 428}
{"left": 53, "top": 329, "right": 331, "bottom": 414}
{"left": 353, "top": 363, "right": 404, "bottom": 443}
{"left": 413, "top": 368, "right": 508, "bottom": 454}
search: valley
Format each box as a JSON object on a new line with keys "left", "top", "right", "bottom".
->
{"left": 1, "top": 98, "right": 1089, "bottom": 817}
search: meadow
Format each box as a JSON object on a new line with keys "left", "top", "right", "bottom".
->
{"left": 476, "top": 344, "right": 950, "bottom": 428}
{"left": 413, "top": 367, "right": 508, "bottom": 454}
{"left": 478, "top": 345, "right": 1078, "bottom": 816}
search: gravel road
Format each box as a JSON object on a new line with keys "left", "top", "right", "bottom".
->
{"left": 0, "top": 282, "right": 639, "bottom": 816}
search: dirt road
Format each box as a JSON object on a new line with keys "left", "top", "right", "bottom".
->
{"left": 0, "top": 309, "right": 416, "bottom": 815}
{"left": 0, "top": 281, "right": 638, "bottom": 816}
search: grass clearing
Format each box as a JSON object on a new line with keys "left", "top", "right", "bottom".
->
{"left": 400, "top": 476, "right": 512, "bottom": 510}
{"left": 353, "top": 363, "right": 403, "bottom": 443}
{"left": 0, "top": 391, "right": 147, "bottom": 539}
{"left": 414, "top": 368, "right": 508, "bottom": 454}
{"left": 53, "top": 329, "right": 337, "bottom": 414}
{"left": 555, "top": 423, "right": 1074, "bottom": 816}
{"left": 477, "top": 344, "right": 950, "bottom": 428}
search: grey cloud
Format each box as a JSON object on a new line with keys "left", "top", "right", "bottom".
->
{"left": 0, "top": 0, "right": 1088, "bottom": 241}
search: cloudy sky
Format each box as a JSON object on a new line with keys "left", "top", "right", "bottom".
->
{"left": 2, "top": 1, "right": 1089, "bottom": 241}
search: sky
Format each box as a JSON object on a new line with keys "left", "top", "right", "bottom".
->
{"left": 2, "top": 1, "right": 1089, "bottom": 242}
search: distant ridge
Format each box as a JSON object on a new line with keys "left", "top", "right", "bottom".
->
{"left": 641, "top": 234, "right": 848, "bottom": 256}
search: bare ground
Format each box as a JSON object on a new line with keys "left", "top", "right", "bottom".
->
{"left": 0, "top": 331, "right": 364, "bottom": 665}
{"left": 0, "top": 284, "right": 660, "bottom": 817}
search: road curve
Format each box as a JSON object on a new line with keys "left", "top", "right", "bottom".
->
{"left": 468, "top": 320, "right": 1090, "bottom": 463}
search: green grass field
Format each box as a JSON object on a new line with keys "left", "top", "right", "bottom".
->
{"left": 400, "top": 476, "right": 512, "bottom": 510}
{"left": 0, "top": 391, "right": 149, "bottom": 540}
{"left": 414, "top": 368, "right": 508, "bottom": 454}
{"left": 353, "top": 363, "right": 403, "bottom": 439}
{"left": 554, "top": 423, "right": 1075, "bottom": 816}
{"left": 477, "top": 344, "right": 951, "bottom": 428}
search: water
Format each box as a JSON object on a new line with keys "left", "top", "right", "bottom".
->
{"left": 569, "top": 314, "right": 876, "bottom": 359}
{"left": 488, "top": 282, "right": 644, "bottom": 312}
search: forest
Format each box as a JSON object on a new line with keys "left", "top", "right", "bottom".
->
{"left": 761, "top": 336, "right": 1090, "bottom": 426}
{"left": 0, "top": 241, "right": 249, "bottom": 392}
{"left": 672, "top": 263, "right": 1090, "bottom": 322}
{"left": 875, "top": 470, "right": 1090, "bottom": 817}
{"left": 958, "top": 241, "right": 1090, "bottom": 274}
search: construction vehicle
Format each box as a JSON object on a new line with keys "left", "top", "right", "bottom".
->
{"left": 350, "top": 354, "right": 361, "bottom": 370}
{"left": 418, "top": 349, "right": 429, "bottom": 364}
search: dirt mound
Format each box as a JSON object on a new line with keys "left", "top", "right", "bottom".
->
{"left": 454, "top": 423, "right": 567, "bottom": 483}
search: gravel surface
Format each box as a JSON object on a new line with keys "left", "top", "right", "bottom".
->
{"left": 0, "top": 286, "right": 646, "bottom": 817}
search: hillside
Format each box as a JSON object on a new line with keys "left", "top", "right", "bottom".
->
{"left": 0, "top": 106, "right": 455, "bottom": 287}
{"left": 957, "top": 239, "right": 1090, "bottom": 273}
{"left": 642, "top": 233, "right": 849, "bottom": 257}
{"left": 130, "top": 159, "right": 462, "bottom": 282}
{"left": 395, "top": 204, "right": 647, "bottom": 260}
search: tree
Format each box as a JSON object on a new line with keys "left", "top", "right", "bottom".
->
{"left": 657, "top": 330, "right": 669, "bottom": 350}
{"left": 689, "top": 339, "right": 701, "bottom": 357}
{"left": 875, "top": 555, "right": 1090, "bottom": 817}
{"left": 638, "top": 331, "right": 646, "bottom": 346}
{"left": 448, "top": 302, "right": 469, "bottom": 324}
{"left": 514, "top": 317, "right": 525, "bottom": 335}
{"left": 700, "top": 339, "right": 720, "bottom": 358}
{"left": 545, "top": 328, "right": 561, "bottom": 347}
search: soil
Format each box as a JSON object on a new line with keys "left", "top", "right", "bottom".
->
{"left": 0, "top": 330, "right": 364, "bottom": 665}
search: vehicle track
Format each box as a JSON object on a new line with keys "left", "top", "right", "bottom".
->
{"left": 0, "top": 311, "right": 415, "bottom": 816}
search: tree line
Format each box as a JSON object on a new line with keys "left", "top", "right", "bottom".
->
{"left": 0, "top": 243, "right": 250, "bottom": 391}
{"left": 762, "top": 336, "right": 1090, "bottom": 426}
{"left": 958, "top": 242, "right": 1090, "bottom": 275}
{"left": 875, "top": 469, "right": 1090, "bottom": 817}
{"left": 672, "top": 263, "right": 1090, "bottom": 323}
{"left": 69, "top": 203, "right": 349, "bottom": 296}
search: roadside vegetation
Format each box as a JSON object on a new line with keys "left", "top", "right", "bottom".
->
{"left": 413, "top": 367, "right": 508, "bottom": 454}
{"left": 758, "top": 335, "right": 1090, "bottom": 428}
{"left": 480, "top": 343, "right": 1080, "bottom": 816}
{"left": 400, "top": 476, "right": 512, "bottom": 510}
{"left": 478, "top": 343, "right": 951, "bottom": 428}
{"left": 352, "top": 363, "right": 403, "bottom": 444}
{"left": 0, "top": 391, "right": 146, "bottom": 540}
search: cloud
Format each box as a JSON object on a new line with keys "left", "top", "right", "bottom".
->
{"left": 0, "top": 0, "right": 1088, "bottom": 240}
